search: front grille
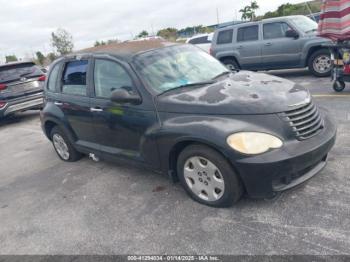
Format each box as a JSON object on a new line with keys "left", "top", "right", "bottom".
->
{"left": 281, "top": 101, "right": 324, "bottom": 140}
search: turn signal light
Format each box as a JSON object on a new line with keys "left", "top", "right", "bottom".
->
{"left": 38, "top": 75, "right": 46, "bottom": 82}
{"left": 0, "top": 84, "right": 7, "bottom": 91}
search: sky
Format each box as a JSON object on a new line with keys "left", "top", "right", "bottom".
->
{"left": 0, "top": 0, "right": 308, "bottom": 62}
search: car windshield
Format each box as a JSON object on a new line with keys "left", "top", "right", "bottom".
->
{"left": 133, "top": 45, "right": 229, "bottom": 94}
{"left": 290, "top": 16, "right": 318, "bottom": 33}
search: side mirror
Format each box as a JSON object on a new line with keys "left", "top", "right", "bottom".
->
{"left": 110, "top": 87, "right": 142, "bottom": 105}
{"left": 286, "top": 29, "right": 299, "bottom": 39}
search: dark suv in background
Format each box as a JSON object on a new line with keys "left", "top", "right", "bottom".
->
{"left": 0, "top": 61, "right": 45, "bottom": 118}
{"left": 211, "top": 16, "right": 332, "bottom": 77}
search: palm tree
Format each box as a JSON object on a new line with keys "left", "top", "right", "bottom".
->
{"left": 239, "top": 1, "right": 259, "bottom": 21}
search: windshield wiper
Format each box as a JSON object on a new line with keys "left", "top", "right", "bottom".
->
{"left": 212, "top": 71, "right": 231, "bottom": 80}
{"left": 158, "top": 80, "right": 215, "bottom": 96}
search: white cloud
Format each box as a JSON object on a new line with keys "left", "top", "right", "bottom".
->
{"left": 0, "top": 0, "right": 309, "bottom": 62}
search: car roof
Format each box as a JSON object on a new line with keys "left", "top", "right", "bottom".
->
{"left": 217, "top": 15, "right": 305, "bottom": 30}
{"left": 0, "top": 61, "right": 35, "bottom": 68}
{"left": 74, "top": 39, "right": 178, "bottom": 62}
{"left": 189, "top": 33, "right": 212, "bottom": 39}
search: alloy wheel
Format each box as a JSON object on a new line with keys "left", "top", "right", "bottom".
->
{"left": 313, "top": 55, "right": 331, "bottom": 74}
{"left": 226, "top": 63, "right": 236, "bottom": 71}
{"left": 183, "top": 156, "right": 225, "bottom": 202}
{"left": 53, "top": 134, "right": 70, "bottom": 160}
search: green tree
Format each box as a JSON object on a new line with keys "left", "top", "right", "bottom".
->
{"left": 47, "top": 52, "right": 56, "bottom": 62}
{"left": 94, "top": 40, "right": 107, "bottom": 47}
{"left": 239, "top": 1, "right": 259, "bottom": 21}
{"left": 157, "top": 28, "right": 178, "bottom": 40}
{"left": 107, "top": 39, "right": 120, "bottom": 44}
{"left": 36, "top": 51, "right": 45, "bottom": 65}
{"left": 262, "top": 1, "right": 322, "bottom": 19}
{"left": 137, "top": 30, "right": 149, "bottom": 38}
{"left": 5, "top": 55, "right": 18, "bottom": 63}
{"left": 51, "top": 28, "right": 74, "bottom": 55}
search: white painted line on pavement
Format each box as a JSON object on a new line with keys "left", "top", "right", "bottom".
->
{"left": 313, "top": 94, "right": 350, "bottom": 98}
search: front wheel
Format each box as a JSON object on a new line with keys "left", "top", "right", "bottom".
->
{"left": 50, "top": 126, "right": 82, "bottom": 162}
{"left": 177, "top": 144, "right": 243, "bottom": 207}
{"left": 308, "top": 49, "right": 332, "bottom": 77}
{"left": 222, "top": 58, "right": 240, "bottom": 72}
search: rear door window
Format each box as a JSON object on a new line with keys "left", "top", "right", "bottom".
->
{"left": 61, "top": 60, "right": 88, "bottom": 96}
{"left": 217, "top": 29, "right": 233, "bottom": 44}
{"left": 0, "top": 63, "right": 43, "bottom": 84}
{"left": 237, "top": 26, "right": 259, "bottom": 42}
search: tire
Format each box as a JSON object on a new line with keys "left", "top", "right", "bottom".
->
{"left": 308, "top": 49, "right": 332, "bottom": 77}
{"left": 222, "top": 58, "right": 240, "bottom": 71}
{"left": 177, "top": 144, "right": 243, "bottom": 207}
{"left": 50, "top": 126, "right": 82, "bottom": 162}
{"left": 333, "top": 81, "right": 346, "bottom": 92}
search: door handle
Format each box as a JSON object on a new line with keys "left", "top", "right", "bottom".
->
{"left": 237, "top": 45, "right": 244, "bottom": 49}
{"left": 264, "top": 43, "right": 272, "bottom": 46}
{"left": 54, "top": 101, "right": 63, "bottom": 106}
{"left": 90, "top": 107, "right": 103, "bottom": 112}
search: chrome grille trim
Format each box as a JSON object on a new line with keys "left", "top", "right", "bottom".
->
{"left": 281, "top": 101, "right": 324, "bottom": 140}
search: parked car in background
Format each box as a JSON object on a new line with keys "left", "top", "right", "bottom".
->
{"left": 186, "top": 33, "right": 213, "bottom": 53}
{"left": 211, "top": 15, "right": 332, "bottom": 77}
{"left": 40, "top": 40, "right": 336, "bottom": 207}
{"left": 0, "top": 61, "right": 45, "bottom": 118}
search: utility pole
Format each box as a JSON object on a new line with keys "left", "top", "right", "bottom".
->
{"left": 305, "top": 2, "right": 314, "bottom": 16}
{"left": 151, "top": 23, "right": 155, "bottom": 36}
{"left": 216, "top": 7, "right": 220, "bottom": 25}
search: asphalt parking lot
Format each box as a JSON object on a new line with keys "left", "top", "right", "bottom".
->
{"left": 1, "top": 69, "right": 350, "bottom": 255}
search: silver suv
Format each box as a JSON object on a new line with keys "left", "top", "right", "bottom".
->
{"left": 211, "top": 16, "right": 332, "bottom": 77}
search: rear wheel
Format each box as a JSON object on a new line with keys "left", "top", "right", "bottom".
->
{"left": 333, "top": 81, "right": 346, "bottom": 92}
{"left": 222, "top": 58, "right": 240, "bottom": 71}
{"left": 50, "top": 126, "right": 82, "bottom": 162}
{"left": 308, "top": 49, "right": 332, "bottom": 77}
{"left": 177, "top": 144, "right": 243, "bottom": 207}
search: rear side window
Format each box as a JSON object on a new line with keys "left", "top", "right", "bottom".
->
{"left": 94, "top": 59, "right": 133, "bottom": 98}
{"left": 189, "top": 36, "right": 210, "bottom": 44}
{"left": 0, "top": 63, "right": 42, "bottom": 84}
{"left": 217, "top": 29, "right": 233, "bottom": 44}
{"left": 62, "top": 60, "right": 88, "bottom": 96}
{"left": 237, "top": 26, "right": 259, "bottom": 42}
{"left": 47, "top": 64, "right": 60, "bottom": 92}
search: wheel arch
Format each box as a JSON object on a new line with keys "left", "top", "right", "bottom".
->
{"left": 167, "top": 138, "right": 242, "bottom": 183}
{"left": 44, "top": 120, "right": 58, "bottom": 140}
{"left": 305, "top": 46, "right": 329, "bottom": 67}
{"left": 219, "top": 56, "right": 241, "bottom": 68}
{"left": 43, "top": 117, "right": 77, "bottom": 143}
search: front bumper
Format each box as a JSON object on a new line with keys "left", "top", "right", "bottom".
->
{"left": 230, "top": 111, "right": 337, "bottom": 199}
{"left": 0, "top": 92, "right": 43, "bottom": 117}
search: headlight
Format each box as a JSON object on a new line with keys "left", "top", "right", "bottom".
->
{"left": 227, "top": 132, "right": 283, "bottom": 155}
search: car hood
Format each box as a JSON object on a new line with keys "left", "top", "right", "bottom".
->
{"left": 155, "top": 71, "right": 311, "bottom": 115}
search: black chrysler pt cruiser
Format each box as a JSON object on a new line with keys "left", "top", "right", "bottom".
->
{"left": 40, "top": 40, "right": 336, "bottom": 207}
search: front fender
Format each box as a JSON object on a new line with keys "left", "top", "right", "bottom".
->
{"left": 302, "top": 37, "right": 332, "bottom": 63}
{"left": 155, "top": 113, "right": 286, "bottom": 174}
